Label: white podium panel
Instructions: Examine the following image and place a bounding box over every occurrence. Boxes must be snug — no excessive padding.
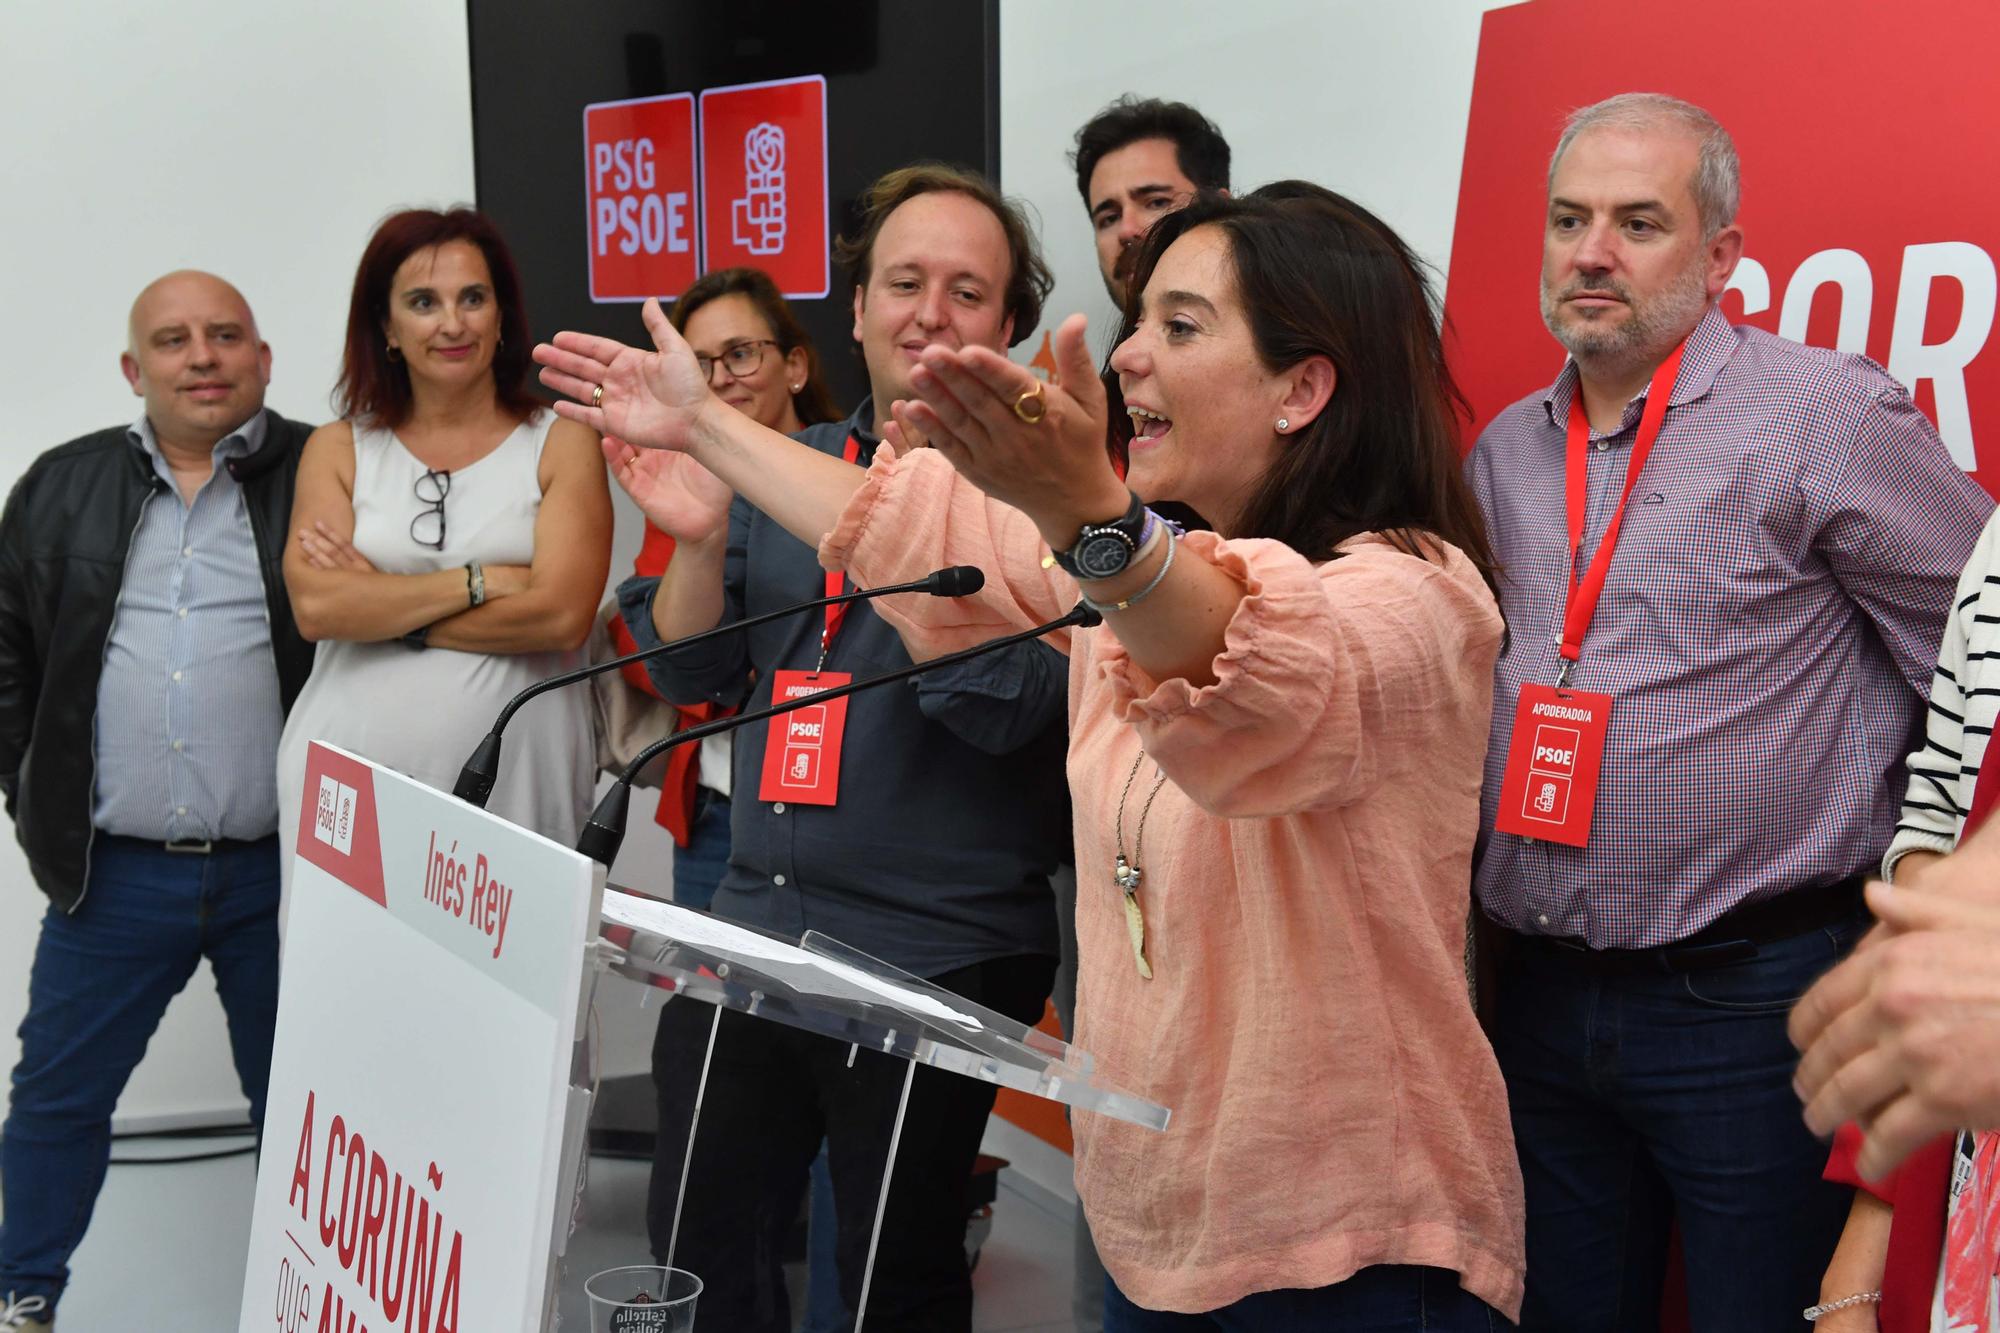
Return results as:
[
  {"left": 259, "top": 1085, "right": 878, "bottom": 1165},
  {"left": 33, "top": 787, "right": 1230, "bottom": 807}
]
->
[{"left": 240, "top": 743, "right": 599, "bottom": 1333}]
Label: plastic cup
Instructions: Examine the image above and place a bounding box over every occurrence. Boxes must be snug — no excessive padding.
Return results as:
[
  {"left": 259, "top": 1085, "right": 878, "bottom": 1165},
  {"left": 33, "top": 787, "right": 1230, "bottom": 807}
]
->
[{"left": 583, "top": 1265, "right": 702, "bottom": 1331}]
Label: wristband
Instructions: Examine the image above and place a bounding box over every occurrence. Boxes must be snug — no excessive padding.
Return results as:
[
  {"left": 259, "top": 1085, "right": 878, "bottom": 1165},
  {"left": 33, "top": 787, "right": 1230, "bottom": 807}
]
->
[
  {"left": 400, "top": 624, "right": 430, "bottom": 650},
  {"left": 466, "top": 561, "right": 486, "bottom": 608},
  {"left": 1803, "top": 1292, "right": 1881, "bottom": 1322},
  {"left": 1079, "top": 528, "right": 1177, "bottom": 615}
]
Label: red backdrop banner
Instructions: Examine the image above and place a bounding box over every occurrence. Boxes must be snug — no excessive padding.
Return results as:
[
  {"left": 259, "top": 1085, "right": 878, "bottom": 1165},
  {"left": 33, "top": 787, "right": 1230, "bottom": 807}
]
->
[{"left": 1443, "top": 0, "right": 1999, "bottom": 493}]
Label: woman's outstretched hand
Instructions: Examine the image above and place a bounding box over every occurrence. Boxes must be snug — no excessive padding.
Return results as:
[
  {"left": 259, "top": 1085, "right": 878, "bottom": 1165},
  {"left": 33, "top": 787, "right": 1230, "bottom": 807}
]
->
[
  {"left": 886, "top": 312, "right": 1129, "bottom": 546},
  {"left": 534, "top": 298, "right": 716, "bottom": 455}
]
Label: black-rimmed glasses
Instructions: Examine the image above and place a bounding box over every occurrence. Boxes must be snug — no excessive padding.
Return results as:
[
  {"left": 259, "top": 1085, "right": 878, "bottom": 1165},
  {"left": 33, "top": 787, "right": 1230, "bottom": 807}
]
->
[
  {"left": 411, "top": 468, "right": 450, "bottom": 549},
  {"left": 695, "top": 339, "right": 780, "bottom": 383}
]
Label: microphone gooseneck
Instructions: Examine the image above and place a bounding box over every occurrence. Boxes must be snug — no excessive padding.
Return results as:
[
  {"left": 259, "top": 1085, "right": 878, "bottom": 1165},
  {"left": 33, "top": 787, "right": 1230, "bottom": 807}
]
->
[
  {"left": 575, "top": 600, "right": 1098, "bottom": 867},
  {"left": 451, "top": 565, "right": 983, "bottom": 807}
]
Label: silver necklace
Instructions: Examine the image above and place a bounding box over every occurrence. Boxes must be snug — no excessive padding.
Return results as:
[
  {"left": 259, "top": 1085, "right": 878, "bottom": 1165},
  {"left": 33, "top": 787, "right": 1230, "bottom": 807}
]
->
[{"left": 1113, "top": 750, "right": 1169, "bottom": 979}]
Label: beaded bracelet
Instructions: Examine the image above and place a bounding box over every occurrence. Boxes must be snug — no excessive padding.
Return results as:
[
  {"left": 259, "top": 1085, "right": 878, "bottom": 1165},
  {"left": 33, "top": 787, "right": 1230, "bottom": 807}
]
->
[{"left": 1803, "top": 1291, "right": 1881, "bottom": 1321}]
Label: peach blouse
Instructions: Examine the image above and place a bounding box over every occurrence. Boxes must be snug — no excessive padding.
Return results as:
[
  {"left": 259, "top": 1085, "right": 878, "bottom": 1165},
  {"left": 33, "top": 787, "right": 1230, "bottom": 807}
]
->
[{"left": 819, "top": 446, "right": 1524, "bottom": 1318}]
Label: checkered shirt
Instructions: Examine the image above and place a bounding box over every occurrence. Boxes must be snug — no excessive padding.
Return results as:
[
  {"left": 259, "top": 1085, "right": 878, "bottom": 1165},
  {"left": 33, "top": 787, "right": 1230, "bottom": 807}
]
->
[{"left": 1466, "top": 306, "right": 1993, "bottom": 948}]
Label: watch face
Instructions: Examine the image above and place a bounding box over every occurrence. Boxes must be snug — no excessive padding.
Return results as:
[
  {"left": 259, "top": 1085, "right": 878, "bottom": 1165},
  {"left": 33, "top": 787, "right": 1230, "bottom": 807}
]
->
[{"left": 1076, "top": 531, "right": 1135, "bottom": 580}]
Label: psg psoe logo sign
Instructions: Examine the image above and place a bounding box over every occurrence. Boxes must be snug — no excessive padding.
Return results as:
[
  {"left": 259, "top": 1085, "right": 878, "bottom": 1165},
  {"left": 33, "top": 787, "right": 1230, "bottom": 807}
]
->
[
  {"left": 580, "top": 75, "right": 829, "bottom": 303},
  {"left": 581, "top": 92, "right": 699, "bottom": 302}
]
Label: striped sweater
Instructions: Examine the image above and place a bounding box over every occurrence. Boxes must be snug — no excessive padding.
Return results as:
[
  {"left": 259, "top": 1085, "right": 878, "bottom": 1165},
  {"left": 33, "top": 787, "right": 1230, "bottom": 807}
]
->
[{"left": 1887, "top": 507, "right": 2000, "bottom": 878}]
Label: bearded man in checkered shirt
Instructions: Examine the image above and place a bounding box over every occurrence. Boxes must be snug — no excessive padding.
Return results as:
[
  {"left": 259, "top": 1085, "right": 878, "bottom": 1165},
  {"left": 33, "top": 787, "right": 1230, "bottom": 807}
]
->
[{"left": 1465, "top": 92, "right": 1993, "bottom": 1330}]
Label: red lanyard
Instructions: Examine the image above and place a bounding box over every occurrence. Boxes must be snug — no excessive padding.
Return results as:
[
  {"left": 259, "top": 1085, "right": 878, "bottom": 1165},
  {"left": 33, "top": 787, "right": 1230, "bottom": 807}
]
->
[
  {"left": 816, "top": 433, "right": 865, "bottom": 668},
  {"left": 1557, "top": 339, "right": 1689, "bottom": 674}
]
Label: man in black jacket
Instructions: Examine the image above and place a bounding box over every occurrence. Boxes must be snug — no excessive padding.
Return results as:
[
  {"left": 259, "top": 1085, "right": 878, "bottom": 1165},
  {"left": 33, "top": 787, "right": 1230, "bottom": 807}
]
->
[{"left": 0, "top": 271, "right": 315, "bottom": 1330}]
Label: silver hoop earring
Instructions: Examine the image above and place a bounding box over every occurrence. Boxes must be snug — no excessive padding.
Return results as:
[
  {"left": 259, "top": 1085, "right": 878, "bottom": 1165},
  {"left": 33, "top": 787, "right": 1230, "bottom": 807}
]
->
[{"left": 1276, "top": 418, "right": 1289, "bottom": 432}]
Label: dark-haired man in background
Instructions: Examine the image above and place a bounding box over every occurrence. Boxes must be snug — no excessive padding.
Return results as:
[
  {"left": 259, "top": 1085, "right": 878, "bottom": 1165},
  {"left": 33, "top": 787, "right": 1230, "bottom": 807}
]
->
[{"left": 1070, "top": 95, "right": 1232, "bottom": 307}]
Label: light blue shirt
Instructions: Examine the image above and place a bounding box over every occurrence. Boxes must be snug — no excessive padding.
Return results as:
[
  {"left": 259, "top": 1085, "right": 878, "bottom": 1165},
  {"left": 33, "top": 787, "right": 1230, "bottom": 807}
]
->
[{"left": 92, "top": 411, "right": 286, "bottom": 841}]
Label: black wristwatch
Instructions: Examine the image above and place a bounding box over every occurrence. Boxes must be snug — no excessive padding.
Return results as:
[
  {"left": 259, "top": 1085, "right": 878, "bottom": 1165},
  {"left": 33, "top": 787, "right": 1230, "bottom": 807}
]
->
[
  {"left": 1050, "top": 491, "right": 1149, "bottom": 579},
  {"left": 400, "top": 624, "right": 431, "bottom": 650}
]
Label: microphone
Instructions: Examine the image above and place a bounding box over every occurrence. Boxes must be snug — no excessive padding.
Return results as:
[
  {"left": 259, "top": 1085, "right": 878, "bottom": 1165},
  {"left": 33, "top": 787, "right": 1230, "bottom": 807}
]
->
[
  {"left": 452, "top": 565, "right": 985, "bottom": 806},
  {"left": 576, "top": 600, "right": 1102, "bottom": 866}
]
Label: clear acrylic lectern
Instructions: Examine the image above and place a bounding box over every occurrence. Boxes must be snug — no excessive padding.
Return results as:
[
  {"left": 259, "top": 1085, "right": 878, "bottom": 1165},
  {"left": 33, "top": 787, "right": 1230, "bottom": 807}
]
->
[{"left": 593, "top": 887, "right": 1170, "bottom": 1330}]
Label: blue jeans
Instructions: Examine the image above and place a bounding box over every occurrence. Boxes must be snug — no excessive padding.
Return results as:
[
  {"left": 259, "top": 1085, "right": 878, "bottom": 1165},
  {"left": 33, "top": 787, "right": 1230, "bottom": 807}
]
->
[
  {"left": 1490, "top": 915, "right": 1864, "bottom": 1331},
  {"left": 1104, "top": 1265, "right": 1502, "bottom": 1331},
  {"left": 672, "top": 789, "right": 730, "bottom": 912},
  {"left": 0, "top": 835, "right": 281, "bottom": 1311}
]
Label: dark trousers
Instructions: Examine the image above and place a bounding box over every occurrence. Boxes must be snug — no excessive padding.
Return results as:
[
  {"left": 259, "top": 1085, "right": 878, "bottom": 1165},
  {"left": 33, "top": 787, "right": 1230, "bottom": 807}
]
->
[
  {"left": 1104, "top": 1264, "right": 1503, "bottom": 1331},
  {"left": 1490, "top": 915, "right": 1864, "bottom": 1331},
  {"left": 648, "top": 952, "right": 1055, "bottom": 1333},
  {"left": 0, "top": 835, "right": 281, "bottom": 1311}
]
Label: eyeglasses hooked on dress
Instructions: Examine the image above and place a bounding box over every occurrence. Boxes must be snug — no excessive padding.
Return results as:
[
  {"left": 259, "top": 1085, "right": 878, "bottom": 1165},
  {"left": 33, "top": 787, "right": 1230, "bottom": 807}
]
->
[
  {"left": 696, "top": 339, "right": 779, "bottom": 383},
  {"left": 411, "top": 467, "right": 450, "bottom": 549}
]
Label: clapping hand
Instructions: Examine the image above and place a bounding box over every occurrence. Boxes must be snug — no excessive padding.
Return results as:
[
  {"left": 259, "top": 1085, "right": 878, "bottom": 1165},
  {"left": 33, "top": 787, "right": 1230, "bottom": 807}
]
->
[{"left": 602, "top": 439, "right": 734, "bottom": 546}]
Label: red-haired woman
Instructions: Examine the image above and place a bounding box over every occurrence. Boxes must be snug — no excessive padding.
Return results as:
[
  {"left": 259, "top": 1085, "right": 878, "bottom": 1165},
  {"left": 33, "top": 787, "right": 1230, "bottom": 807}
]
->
[{"left": 275, "top": 207, "right": 610, "bottom": 903}]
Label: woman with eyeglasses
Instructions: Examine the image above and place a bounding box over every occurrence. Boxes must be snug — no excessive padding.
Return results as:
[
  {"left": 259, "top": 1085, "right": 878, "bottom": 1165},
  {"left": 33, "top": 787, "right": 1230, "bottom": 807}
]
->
[
  {"left": 274, "top": 207, "right": 611, "bottom": 910},
  {"left": 605, "top": 267, "right": 841, "bottom": 913},
  {"left": 599, "top": 266, "right": 852, "bottom": 1333}
]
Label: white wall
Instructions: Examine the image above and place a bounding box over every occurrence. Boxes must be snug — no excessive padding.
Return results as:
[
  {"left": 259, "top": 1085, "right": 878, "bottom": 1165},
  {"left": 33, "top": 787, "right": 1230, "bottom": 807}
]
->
[
  {"left": 1001, "top": 0, "right": 1525, "bottom": 361},
  {"left": 0, "top": 0, "right": 478, "bottom": 1129}
]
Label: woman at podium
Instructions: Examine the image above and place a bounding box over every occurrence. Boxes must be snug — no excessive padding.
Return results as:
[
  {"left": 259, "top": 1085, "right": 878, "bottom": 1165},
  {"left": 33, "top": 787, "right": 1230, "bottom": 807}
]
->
[
  {"left": 536, "top": 186, "right": 1524, "bottom": 1327},
  {"left": 275, "top": 208, "right": 611, "bottom": 911}
]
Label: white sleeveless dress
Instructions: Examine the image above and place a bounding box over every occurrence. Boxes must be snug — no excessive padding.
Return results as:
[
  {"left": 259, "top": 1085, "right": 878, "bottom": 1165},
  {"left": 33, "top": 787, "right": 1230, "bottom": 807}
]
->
[{"left": 276, "top": 411, "right": 596, "bottom": 903}]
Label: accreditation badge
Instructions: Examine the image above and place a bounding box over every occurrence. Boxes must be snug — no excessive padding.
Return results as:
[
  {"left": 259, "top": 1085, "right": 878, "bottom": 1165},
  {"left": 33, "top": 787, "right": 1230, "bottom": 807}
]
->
[
  {"left": 756, "top": 669, "right": 851, "bottom": 806},
  {"left": 1493, "top": 683, "right": 1613, "bottom": 847}
]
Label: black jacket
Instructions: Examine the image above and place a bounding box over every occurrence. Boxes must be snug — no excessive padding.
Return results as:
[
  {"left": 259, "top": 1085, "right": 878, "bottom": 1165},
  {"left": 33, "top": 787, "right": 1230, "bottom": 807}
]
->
[{"left": 0, "top": 410, "right": 317, "bottom": 911}]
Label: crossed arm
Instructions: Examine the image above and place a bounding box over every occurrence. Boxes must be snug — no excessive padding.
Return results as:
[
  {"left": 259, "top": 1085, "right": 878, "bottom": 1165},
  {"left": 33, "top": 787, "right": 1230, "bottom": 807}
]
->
[{"left": 282, "top": 417, "right": 612, "bottom": 653}]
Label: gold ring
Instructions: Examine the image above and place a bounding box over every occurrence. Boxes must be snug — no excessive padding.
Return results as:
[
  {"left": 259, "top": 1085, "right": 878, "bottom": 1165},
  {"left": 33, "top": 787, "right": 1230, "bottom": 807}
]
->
[
  {"left": 592, "top": 384, "right": 605, "bottom": 409},
  {"left": 1012, "top": 380, "right": 1048, "bottom": 424}
]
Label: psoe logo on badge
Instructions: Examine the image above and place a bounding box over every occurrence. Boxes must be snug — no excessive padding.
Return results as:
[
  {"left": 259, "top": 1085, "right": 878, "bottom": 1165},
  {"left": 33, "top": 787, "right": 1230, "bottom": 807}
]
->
[
  {"left": 582, "top": 92, "right": 699, "bottom": 303},
  {"left": 313, "top": 774, "right": 358, "bottom": 855},
  {"left": 779, "top": 704, "right": 827, "bottom": 789},
  {"left": 1528, "top": 724, "right": 1580, "bottom": 778},
  {"left": 700, "top": 74, "right": 829, "bottom": 298},
  {"left": 1523, "top": 772, "right": 1572, "bottom": 825}
]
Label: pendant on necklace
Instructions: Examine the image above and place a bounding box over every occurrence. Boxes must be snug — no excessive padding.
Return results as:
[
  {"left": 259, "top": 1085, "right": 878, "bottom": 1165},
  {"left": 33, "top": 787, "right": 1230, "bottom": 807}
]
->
[{"left": 1113, "top": 856, "right": 1153, "bottom": 979}]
